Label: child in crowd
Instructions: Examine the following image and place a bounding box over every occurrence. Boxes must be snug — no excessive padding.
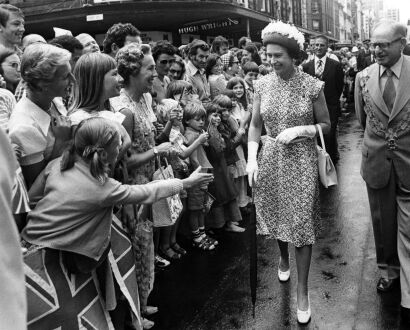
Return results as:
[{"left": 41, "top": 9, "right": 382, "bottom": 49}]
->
[
  {"left": 68, "top": 52, "right": 131, "bottom": 159},
  {"left": 213, "top": 94, "right": 250, "bottom": 208},
  {"left": 242, "top": 61, "right": 259, "bottom": 110},
  {"left": 183, "top": 101, "right": 217, "bottom": 250},
  {"left": 204, "top": 103, "right": 244, "bottom": 233},
  {"left": 22, "top": 117, "right": 213, "bottom": 328},
  {"left": 154, "top": 98, "right": 209, "bottom": 258}
]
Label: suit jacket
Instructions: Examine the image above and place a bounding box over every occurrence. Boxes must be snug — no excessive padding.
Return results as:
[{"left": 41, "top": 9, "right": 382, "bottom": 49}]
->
[
  {"left": 302, "top": 57, "right": 344, "bottom": 121},
  {"left": 355, "top": 55, "right": 410, "bottom": 189}
]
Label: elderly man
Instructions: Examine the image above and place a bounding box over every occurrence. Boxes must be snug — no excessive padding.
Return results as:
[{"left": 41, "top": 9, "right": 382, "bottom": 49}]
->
[{"left": 355, "top": 21, "right": 410, "bottom": 324}]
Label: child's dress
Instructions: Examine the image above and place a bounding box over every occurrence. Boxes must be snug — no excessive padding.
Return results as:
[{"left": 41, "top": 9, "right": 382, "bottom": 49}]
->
[
  {"left": 224, "top": 108, "right": 250, "bottom": 208},
  {"left": 205, "top": 124, "right": 241, "bottom": 228}
]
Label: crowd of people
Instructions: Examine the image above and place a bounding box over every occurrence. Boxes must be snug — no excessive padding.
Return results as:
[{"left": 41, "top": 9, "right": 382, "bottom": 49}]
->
[{"left": 1, "top": 2, "right": 410, "bottom": 329}]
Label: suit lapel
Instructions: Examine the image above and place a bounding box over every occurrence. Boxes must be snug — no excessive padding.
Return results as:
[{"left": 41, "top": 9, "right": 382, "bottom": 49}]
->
[
  {"left": 307, "top": 60, "right": 315, "bottom": 76},
  {"left": 389, "top": 57, "right": 410, "bottom": 122},
  {"left": 322, "top": 59, "right": 330, "bottom": 79},
  {"left": 367, "top": 65, "right": 390, "bottom": 117}
]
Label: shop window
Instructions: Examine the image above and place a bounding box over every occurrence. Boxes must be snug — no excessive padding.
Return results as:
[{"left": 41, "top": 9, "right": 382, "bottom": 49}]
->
[{"left": 312, "top": 0, "right": 319, "bottom": 14}]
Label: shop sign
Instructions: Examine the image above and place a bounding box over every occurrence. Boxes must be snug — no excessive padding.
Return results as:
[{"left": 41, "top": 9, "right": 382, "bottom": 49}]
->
[{"left": 178, "top": 18, "right": 240, "bottom": 34}]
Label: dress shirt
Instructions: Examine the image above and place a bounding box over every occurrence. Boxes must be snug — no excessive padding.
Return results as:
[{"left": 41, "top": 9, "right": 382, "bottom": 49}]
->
[
  {"left": 185, "top": 60, "right": 210, "bottom": 102},
  {"left": 379, "top": 54, "right": 403, "bottom": 93}
]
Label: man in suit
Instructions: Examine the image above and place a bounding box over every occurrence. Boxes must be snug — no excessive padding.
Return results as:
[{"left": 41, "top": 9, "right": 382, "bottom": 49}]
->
[
  {"left": 357, "top": 39, "right": 372, "bottom": 71},
  {"left": 355, "top": 21, "right": 410, "bottom": 324},
  {"left": 303, "top": 35, "right": 344, "bottom": 163}
]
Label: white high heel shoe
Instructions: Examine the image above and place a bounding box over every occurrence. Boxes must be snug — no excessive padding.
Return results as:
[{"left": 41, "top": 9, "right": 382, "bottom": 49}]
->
[
  {"left": 297, "top": 296, "right": 311, "bottom": 324},
  {"left": 277, "top": 256, "right": 290, "bottom": 282}
]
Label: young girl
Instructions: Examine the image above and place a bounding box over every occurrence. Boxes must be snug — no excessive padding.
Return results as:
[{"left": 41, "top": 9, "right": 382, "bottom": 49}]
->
[
  {"left": 154, "top": 97, "right": 209, "bottom": 259},
  {"left": 69, "top": 52, "right": 131, "bottom": 160},
  {"left": 21, "top": 117, "right": 213, "bottom": 327},
  {"left": 204, "top": 103, "right": 244, "bottom": 233},
  {"left": 183, "top": 101, "right": 217, "bottom": 250},
  {"left": 215, "top": 91, "right": 251, "bottom": 210}
]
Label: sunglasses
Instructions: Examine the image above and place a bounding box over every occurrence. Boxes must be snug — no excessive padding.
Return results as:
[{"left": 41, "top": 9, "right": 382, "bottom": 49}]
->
[
  {"left": 159, "top": 59, "right": 175, "bottom": 65},
  {"left": 370, "top": 37, "right": 402, "bottom": 50}
]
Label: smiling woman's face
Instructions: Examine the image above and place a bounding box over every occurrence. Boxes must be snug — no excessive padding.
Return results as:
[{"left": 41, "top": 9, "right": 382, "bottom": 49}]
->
[
  {"left": 131, "top": 54, "right": 157, "bottom": 92},
  {"left": 266, "top": 43, "right": 293, "bottom": 77}
]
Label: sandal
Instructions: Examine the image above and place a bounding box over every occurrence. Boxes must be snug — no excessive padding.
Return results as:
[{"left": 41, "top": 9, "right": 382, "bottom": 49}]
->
[
  {"left": 204, "top": 234, "right": 219, "bottom": 246},
  {"left": 171, "top": 243, "right": 187, "bottom": 256},
  {"left": 159, "top": 247, "right": 181, "bottom": 260},
  {"left": 192, "top": 236, "right": 215, "bottom": 250}
]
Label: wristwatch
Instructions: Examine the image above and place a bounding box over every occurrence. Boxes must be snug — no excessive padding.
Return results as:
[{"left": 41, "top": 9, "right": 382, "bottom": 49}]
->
[{"left": 153, "top": 147, "right": 159, "bottom": 156}]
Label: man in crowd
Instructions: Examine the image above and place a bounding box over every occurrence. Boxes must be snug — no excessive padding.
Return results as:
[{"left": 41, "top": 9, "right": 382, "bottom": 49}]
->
[
  {"left": 303, "top": 34, "right": 344, "bottom": 163},
  {"left": 185, "top": 39, "right": 211, "bottom": 103},
  {"left": 152, "top": 40, "right": 177, "bottom": 103},
  {"left": 76, "top": 33, "right": 101, "bottom": 54},
  {"left": 211, "top": 35, "right": 229, "bottom": 56},
  {"left": 21, "top": 33, "right": 46, "bottom": 51},
  {"left": 0, "top": 4, "right": 24, "bottom": 51},
  {"left": 49, "top": 35, "right": 84, "bottom": 69},
  {"left": 355, "top": 21, "right": 410, "bottom": 325},
  {"left": 103, "top": 22, "right": 141, "bottom": 58},
  {"left": 357, "top": 39, "right": 374, "bottom": 71}
]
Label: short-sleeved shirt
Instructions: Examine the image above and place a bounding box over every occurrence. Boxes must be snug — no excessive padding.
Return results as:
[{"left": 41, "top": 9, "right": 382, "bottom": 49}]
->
[
  {"left": 0, "top": 88, "right": 16, "bottom": 132},
  {"left": 69, "top": 109, "right": 125, "bottom": 126},
  {"left": 8, "top": 96, "right": 66, "bottom": 166}
]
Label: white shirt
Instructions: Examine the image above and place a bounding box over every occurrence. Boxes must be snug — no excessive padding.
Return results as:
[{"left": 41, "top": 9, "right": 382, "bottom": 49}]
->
[{"left": 379, "top": 54, "right": 403, "bottom": 93}]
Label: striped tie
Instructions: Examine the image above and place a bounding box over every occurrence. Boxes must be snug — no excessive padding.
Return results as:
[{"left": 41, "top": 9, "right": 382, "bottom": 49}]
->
[{"left": 316, "top": 59, "right": 324, "bottom": 78}]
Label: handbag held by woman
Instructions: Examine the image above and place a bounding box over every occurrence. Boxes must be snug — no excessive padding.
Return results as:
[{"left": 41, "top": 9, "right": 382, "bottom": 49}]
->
[
  {"left": 316, "top": 124, "right": 338, "bottom": 188},
  {"left": 152, "top": 156, "right": 183, "bottom": 227}
]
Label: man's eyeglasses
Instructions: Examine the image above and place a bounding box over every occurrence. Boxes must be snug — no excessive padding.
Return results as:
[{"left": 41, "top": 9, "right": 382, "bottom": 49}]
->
[
  {"left": 371, "top": 37, "right": 403, "bottom": 50},
  {"left": 159, "top": 59, "right": 175, "bottom": 65}
]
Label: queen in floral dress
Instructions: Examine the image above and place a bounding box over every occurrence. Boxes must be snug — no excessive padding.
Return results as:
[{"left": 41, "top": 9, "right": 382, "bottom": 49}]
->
[{"left": 246, "top": 22, "right": 330, "bottom": 324}]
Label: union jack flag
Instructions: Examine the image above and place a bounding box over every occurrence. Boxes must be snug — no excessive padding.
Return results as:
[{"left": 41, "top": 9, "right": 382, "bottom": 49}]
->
[{"left": 24, "top": 216, "right": 142, "bottom": 330}]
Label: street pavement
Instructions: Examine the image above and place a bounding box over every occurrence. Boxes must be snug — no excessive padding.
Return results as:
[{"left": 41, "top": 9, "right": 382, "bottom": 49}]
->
[{"left": 148, "top": 113, "right": 403, "bottom": 330}]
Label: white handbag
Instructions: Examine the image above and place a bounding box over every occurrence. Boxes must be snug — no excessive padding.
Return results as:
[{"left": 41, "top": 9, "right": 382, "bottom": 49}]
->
[{"left": 316, "top": 124, "right": 338, "bottom": 188}]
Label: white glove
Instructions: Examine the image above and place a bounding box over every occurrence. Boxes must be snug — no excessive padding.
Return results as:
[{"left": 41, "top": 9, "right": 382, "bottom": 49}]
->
[
  {"left": 246, "top": 141, "right": 259, "bottom": 187},
  {"left": 275, "top": 125, "right": 317, "bottom": 145}
]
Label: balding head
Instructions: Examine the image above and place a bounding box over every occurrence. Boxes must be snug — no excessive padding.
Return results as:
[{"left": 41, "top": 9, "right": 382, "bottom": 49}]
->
[
  {"left": 371, "top": 20, "right": 407, "bottom": 68},
  {"left": 22, "top": 34, "right": 46, "bottom": 51}
]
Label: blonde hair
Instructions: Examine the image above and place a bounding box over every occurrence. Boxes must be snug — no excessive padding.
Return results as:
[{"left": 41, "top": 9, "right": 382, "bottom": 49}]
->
[
  {"left": 61, "top": 117, "right": 119, "bottom": 184},
  {"left": 71, "top": 52, "right": 116, "bottom": 112},
  {"left": 21, "top": 43, "right": 71, "bottom": 91}
]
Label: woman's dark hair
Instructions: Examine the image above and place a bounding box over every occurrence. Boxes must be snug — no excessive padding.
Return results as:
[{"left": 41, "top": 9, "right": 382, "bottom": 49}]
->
[
  {"left": 205, "top": 53, "right": 221, "bottom": 78},
  {"left": 0, "top": 47, "right": 18, "bottom": 92},
  {"left": 245, "top": 43, "right": 262, "bottom": 66},
  {"left": 61, "top": 117, "right": 119, "bottom": 184},
  {"left": 226, "top": 77, "right": 247, "bottom": 109}
]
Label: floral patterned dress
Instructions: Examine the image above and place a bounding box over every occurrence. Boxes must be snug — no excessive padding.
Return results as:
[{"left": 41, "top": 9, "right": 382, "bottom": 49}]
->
[
  {"left": 254, "top": 69, "right": 323, "bottom": 247},
  {"left": 111, "top": 90, "right": 157, "bottom": 310}
]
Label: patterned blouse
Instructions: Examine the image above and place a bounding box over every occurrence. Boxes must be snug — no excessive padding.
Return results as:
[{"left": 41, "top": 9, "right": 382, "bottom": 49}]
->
[{"left": 111, "top": 90, "right": 157, "bottom": 184}]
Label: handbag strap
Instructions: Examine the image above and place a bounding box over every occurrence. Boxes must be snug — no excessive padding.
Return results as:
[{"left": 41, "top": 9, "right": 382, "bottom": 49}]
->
[
  {"left": 155, "top": 155, "right": 169, "bottom": 180},
  {"left": 316, "top": 124, "right": 326, "bottom": 152}
]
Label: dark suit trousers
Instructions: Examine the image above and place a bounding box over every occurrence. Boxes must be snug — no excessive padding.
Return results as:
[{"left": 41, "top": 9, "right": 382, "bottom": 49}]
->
[
  {"left": 366, "top": 165, "right": 401, "bottom": 282},
  {"left": 323, "top": 118, "right": 339, "bottom": 163}
]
